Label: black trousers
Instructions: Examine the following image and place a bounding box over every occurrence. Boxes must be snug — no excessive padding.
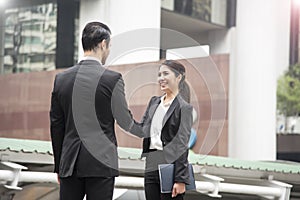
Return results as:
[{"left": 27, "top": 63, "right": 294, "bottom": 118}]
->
[
  {"left": 145, "top": 181, "right": 185, "bottom": 200},
  {"left": 59, "top": 173, "right": 115, "bottom": 200},
  {"left": 144, "top": 150, "right": 184, "bottom": 200}
]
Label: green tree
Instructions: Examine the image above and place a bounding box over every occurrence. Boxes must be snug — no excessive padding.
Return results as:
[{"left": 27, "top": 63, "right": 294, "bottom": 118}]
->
[{"left": 277, "top": 63, "right": 300, "bottom": 132}]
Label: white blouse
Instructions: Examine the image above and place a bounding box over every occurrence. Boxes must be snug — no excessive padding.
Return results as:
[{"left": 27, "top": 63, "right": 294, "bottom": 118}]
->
[{"left": 149, "top": 96, "right": 174, "bottom": 150}]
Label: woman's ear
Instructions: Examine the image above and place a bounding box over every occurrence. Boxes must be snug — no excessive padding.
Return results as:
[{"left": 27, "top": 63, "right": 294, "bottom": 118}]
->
[{"left": 177, "top": 74, "right": 182, "bottom": 82}]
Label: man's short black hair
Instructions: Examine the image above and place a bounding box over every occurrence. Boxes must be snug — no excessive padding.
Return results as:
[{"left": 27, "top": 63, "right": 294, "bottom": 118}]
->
[{"left": 81, "top": 22, "right": 111, "bottom": 52}]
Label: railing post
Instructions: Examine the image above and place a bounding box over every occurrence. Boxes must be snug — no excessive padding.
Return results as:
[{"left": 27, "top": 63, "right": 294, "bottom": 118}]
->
[{"left": 1, "top": 161, "right": 27, "bottom": 190}]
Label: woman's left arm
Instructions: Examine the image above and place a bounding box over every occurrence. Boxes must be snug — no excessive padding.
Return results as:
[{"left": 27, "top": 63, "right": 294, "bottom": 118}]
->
[{"left": 173, "top": 104, "right": 193, "bottom": 186}]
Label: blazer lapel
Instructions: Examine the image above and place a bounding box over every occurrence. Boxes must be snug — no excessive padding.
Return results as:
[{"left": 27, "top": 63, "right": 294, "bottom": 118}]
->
[
  {"left": 143, "top": 97, "right": 161, "bottom": 138},
  {"left": 148, "top": 97, "right": 161, "bottom": 119},
  {"left": 162, "top": 97, "right": 179, "bottom": 128}
]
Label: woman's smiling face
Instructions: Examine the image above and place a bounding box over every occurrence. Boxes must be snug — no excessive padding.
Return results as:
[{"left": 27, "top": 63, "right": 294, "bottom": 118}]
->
[{"left": 158, "top": 65, "right": 181, "bottom": 94}]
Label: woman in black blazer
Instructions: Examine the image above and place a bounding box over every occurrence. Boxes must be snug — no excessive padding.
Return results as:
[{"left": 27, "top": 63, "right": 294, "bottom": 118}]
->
[{"left": 140, "top": 60, "right": 193, "bottom": 200}]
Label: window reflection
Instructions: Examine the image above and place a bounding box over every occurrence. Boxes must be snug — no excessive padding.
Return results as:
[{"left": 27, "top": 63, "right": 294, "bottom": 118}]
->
[
  {"left": 3, "top": 3, "right": 57, "bottom": 73},
  {"left": 167, "top": 0, "right": 227, "bottom": 26}
]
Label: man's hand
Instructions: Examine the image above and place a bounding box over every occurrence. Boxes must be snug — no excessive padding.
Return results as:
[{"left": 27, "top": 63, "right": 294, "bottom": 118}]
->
[{"left": 172, "top": 182, "right": 185, "bottom": 197}]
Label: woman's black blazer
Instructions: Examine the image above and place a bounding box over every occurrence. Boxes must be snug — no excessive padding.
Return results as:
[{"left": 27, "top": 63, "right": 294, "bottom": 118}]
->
[{"left": 141, "top": 95, "right": 193, "bottom": 184}]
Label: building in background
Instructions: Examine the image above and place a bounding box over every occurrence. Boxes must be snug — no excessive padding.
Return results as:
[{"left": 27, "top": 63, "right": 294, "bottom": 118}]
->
[
  {"left": 0, "top": 0, "right": 79, "bottom": 73},
  {"left": 0, "top": 0, "right": 297, "bottom": 161},
  {"left": 0, "top": 0, "right": 300, "bottom": 199},
  {"left": 3, "top": 3, "right": 57, "bottom": 73}
]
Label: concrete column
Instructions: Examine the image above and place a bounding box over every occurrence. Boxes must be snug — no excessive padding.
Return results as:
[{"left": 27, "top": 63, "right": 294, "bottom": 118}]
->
[
  {"left": 0, "top": 7, "right": 5, "bottom": 74},
  {"left": 228, "top": 0, "right": 290, "bottom": 160},
  {"left": 56, "top": 0, "right": 78, "bottom": 68}
]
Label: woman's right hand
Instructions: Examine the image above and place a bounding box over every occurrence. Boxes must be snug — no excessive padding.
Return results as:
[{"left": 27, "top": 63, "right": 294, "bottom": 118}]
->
[
  {"left": 57, "top": 174, "right": 60, "bottom": 184},
  {"left": 172, "top": 182, "right": 185, "bottom": 197}
]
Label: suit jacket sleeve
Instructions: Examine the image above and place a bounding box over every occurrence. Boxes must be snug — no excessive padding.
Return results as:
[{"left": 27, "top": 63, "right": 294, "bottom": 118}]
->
[
  {"left": 173, "top": 104, "right": 193, "bottom": 184},
  {"left": 111, "top": 75, "right": 144, "bottom": 138},
  {"left": 50, "top": 75, "right": 65, "bottom": 173}
]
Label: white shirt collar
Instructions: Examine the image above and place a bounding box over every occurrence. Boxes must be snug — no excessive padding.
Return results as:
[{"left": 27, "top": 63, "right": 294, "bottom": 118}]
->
[
  {"left": 161, "top": 95, "right": 175, "bottom": 107},
  {"left": 79, "top": 56, "right": 102, "bottom": 65}
]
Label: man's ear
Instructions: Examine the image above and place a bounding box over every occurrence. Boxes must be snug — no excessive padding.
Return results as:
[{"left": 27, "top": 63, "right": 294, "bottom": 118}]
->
[{"left": 101, "top": 40, "right": 107, "bottom": 49}]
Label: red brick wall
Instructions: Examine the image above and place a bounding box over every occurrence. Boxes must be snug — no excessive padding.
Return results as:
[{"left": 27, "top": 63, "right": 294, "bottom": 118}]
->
[{"left": 0, "top": 55, "right": 229, "bottom": 156}]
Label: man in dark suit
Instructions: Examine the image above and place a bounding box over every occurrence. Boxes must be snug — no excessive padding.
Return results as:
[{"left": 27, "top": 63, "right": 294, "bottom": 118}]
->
[{"left": 50, "top": 21, "right": 143, "bottom": 200}]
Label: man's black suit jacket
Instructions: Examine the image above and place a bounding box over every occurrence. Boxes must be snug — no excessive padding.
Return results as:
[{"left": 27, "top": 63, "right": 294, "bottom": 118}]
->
[{"left": 50, "top": 59, "right": 142, "bottom": 178}]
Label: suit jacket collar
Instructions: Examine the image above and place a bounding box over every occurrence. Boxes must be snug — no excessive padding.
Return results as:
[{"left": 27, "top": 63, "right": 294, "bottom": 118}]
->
[
  {"left": 79, "top": 56, "right": 102, "bottom": 65},
  {"left": 162, "top": 96, "right": 179, "bottom": 128},
  {"left": 148, "top": 95, "right": 181, "bottom": 128},
  {"left": 78, "top": 59, "right": 103, "bottom": 68},
  {"left": 147, "top": 96, "right": 161, "bottom": 121}
]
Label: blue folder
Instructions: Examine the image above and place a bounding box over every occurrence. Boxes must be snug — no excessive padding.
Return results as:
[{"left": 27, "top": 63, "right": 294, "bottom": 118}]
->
[{"left": 158, "top": 163, "right": 196, "bottom": 193}]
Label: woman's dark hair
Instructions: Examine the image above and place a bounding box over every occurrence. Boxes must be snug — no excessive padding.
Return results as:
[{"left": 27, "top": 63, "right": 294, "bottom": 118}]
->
[
  {"left": 82, "top": 22, "right": 111, "bottom": 52},
  {"left": 161, "top": 60, "right": 191, "bottom": 103}
]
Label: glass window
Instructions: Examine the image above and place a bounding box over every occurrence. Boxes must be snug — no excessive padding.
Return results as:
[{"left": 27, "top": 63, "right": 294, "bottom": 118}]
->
[
  {"left": 3, "top": 3, "right": 57, "bottom": 73},
  {"left": 168, "top": 0, "right": 227, "bottom": 26}
]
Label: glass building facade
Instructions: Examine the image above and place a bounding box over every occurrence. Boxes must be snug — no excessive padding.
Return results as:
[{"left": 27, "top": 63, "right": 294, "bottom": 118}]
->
[
  {"left": 0, "top": 0, "right": 79, "bottom": 74},
  {"left": 162, "top": 0, "right": 232, "bottom": 27},
  {"left": 4, "top": 3, "right": 57, "bottom": 73}
]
